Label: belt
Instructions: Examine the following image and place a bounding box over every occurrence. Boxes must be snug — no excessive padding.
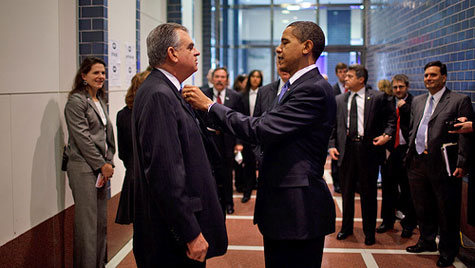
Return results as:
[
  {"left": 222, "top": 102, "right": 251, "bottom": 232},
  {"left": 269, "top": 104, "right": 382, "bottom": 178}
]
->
[{"left": 348, "top": 135, "right": 364, "bottom": 142}]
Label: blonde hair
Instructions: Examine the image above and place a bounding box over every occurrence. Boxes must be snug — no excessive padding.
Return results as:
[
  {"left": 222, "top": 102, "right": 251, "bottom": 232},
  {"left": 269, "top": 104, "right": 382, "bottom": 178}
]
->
[
  {"left": 377, "top": 79, "right": 392, "bottom": 95},
  {"left": 125, "top": 70, "right": 151, "bottom": 108}
]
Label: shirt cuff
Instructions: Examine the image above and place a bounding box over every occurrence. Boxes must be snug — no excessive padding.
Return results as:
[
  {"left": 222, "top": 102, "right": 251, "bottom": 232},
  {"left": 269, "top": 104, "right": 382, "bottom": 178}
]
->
[{"left": 208, "top": 102, "right": 216, "bottom": 113}]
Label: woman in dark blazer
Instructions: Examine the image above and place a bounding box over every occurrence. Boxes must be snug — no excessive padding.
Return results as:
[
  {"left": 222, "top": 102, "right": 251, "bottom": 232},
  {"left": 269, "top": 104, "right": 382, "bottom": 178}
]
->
[
  {"left": 115, "top": 70, "right": 150, "bottom": 224},
  {"left": 64, "top": 57, "right": 115, "bottom": 268}
]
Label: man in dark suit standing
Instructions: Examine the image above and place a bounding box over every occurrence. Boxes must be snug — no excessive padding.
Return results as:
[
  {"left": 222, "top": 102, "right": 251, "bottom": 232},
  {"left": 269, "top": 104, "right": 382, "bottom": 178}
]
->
[
  {"left": 131, "top": 23, "right": 227, "bottom": 267},
  {"left": 329, "top": 64, "right": 396, "bottom": 246},
  {"left": 405, "top": 61, "right": 473, "bottom": 267},
  {"left": 184, "top": 21, "right": 336, "bottom": 268},
  {"left": 376, "top": 74, "right": 417, "bottom": 238},
  {"left": 202, "top": 67, "right": 244, "bottom": 215},
  {"left": 254, "top": 65, "right": 290, "bottom": 117},
  {"left": 330, "top": 62, "right": 348, "bottom": 194}
]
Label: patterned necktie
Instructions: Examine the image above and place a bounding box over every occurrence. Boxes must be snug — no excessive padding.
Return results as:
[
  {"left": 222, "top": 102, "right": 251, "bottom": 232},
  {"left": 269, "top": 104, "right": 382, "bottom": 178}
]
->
[
  {"left": 415, "top": 96, "right": 434, "bottom": 154},
  {"left": 217, "top": 91, "right": 222, "bottom": 104},
  {"left": 278, "top": 81, "right": 290, "bottom": 103},
  {"left": 394, "top": 107, "right": 400, "bottom": 148},
  {"left": 349, "top": 93, "right": 358, "bottom": 138}
]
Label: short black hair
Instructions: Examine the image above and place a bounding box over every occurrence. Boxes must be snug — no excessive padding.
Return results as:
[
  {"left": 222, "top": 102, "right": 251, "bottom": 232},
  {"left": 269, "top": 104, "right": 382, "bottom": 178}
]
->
[
  {"left": 335, "top": 62, "right": 348, "bottom": 73},
  {"left": 424, "top": 61, "right": 447, "bottom": 76},
  {"left": 348, "top": 64, "right": 368, "bottom": 85},
  {"left": 287, "top": 21, "right": 325, "bottom": 60}
]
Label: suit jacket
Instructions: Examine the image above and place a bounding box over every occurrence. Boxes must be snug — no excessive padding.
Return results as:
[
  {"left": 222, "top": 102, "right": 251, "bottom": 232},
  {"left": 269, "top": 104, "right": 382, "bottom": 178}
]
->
[
  {"left": 406, "top": 88, "right": 473, "bottom": 176},
  {"left": 254, "top": 80, "right": 279, "bottom": 117},
  {"left": 131, "top": 69, "right": 227, "bottom": 266},
  {"left": 64, "top": 91, "right": 115, "bottom": 171},
  {"left": 209, "top": 67, "right": 336, "bottom": 240},
  {"left": 329, "top": 89, "right": 397, "bottom": 167},
  {"left": 203, "top": 87, "right": 244, "bottom": 158},
  {"left": 391, "top": 93, "right": 413, "bottom": 148},
  {"left": 333, "top": 83, "right": 343, "bottom": 96}
]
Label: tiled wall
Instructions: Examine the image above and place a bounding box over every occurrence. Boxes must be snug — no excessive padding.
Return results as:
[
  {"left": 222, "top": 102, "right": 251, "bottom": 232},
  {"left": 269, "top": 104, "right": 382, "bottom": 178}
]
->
[
  {"left": 167, "top": 0, "right": 182, "bottom": 24},
  {"left": 366, "top": 0, "right": 475, "bottom": 105},
  {"left": 78, "top": 0, "right": 108, "bottom": 63}
]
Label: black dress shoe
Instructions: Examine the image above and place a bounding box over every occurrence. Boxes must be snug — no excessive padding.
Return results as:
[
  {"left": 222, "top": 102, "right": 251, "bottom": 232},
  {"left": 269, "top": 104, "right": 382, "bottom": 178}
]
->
[
  {"left": 336, "top": 231, "right": 353, "bottom": 240},
  {"left": 376, "top": 223, "right": 394, "bottom": 233},
  {"left": 226, "top": 205, "right": 234, "bottom": 214},
  {"left": 364, "top": 236, "right": 375, "bottom": 246},
  {"left": 241, "top": 196, "right": 250, "bottom": 203},
  {"left": 401, "top": 228, "right": 413, "bottom": 238},
  {"left": 406, "top": 242, "right": 437, "bottom": 253},
  {"left": 334, "top": 185, "right": 341, "bottom": 193},
  {"left": 436, "top": 256, "right": 454, "bottom": 267}
]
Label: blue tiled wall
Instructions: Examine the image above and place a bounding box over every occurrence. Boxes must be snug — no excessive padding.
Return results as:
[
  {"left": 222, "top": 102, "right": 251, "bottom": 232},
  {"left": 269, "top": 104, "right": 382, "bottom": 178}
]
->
[
  {"left": 78, "top": 0, "right": 108, "bottom": 64},
  {"left": 366, "top": 0, "right": 475, "bottom": 105},
  {"left": 167, "top": 0, "right": 182, "bottom": 24}
]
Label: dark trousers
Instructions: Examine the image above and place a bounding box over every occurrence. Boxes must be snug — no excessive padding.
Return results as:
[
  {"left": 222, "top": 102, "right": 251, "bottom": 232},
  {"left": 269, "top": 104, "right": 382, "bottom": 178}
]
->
[
  {"left": 331, "top": 158, "right": 340, "bottom": 189},
  {"left": 380, "top": 145, "right": 417, "bottom": 229},
  {"left": 340, "top": 140, "right": 379, "bottom": 237},
  {"left": 214, "top": 157, "right": 235, "bottom": 210},
  {"left": 263, "top": 236, "right": 325, "bottom": 268},
  {"left": 242, "top": 145, "right": 257, "bottom": 197},
  {"left": 407, "top": 154, "right": 462, "bottom": 259}
]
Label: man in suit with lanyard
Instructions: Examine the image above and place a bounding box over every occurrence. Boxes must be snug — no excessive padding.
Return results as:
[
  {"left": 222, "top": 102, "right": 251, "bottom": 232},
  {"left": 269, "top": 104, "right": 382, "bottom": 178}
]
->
[
  {"left": 131, "top": 23, "right": 227, "bottom": 267},
  {"left": 376, "top": 74, "right": 417, "bottom": 238},
  {"left": 331, "top": 62, "right": 348, "bottom": 193},
  {"left": 405, "top": 61, "right": 473, "bottom": 267},
  {"left": 202, "top": 67, "right": 244, "bottom": 215},
  {"left": 329, "top": 64, "right": 396, "bottom": 246},
  {"left": 183, "top": 21, "right": 336, "bottom": 268}
]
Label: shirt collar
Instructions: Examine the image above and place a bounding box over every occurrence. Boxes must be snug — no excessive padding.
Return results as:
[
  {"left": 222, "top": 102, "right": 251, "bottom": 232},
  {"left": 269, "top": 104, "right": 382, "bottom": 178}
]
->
[
  {"left": 350, "top": 87, "right": 366, "bottom": 98},
  {"left": 157, "top": 67, "right": 181, "bottom": 91},
  {"left": 429, "top": 86, "right": 446, "bottom": 104},
  {"left": 288, "top": 64, "right": 317, "bottom": 85}
]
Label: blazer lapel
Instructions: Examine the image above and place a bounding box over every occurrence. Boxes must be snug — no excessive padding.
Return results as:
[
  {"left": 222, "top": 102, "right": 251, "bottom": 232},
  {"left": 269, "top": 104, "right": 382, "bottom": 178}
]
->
[
  {"left": 363, "top": 89, "right": 373, "bottom": 131},
  {"left": 343, "top": 92, "right": 350, "bottom": 130},
  {"left": 429, "top": 89, "right": 450, "bottom": 123},
  {"left": 278, "top": 68, "right": 320, "bottom": 104},
  {"left": 414, "top": 93, "right": 428, "bottom": 128}
]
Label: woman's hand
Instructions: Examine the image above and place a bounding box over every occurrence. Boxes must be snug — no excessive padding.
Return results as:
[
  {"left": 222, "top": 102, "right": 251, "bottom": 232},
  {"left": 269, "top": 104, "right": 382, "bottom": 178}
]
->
[{"left": 101, "top": 163, "right": 114, "bottom": 179}]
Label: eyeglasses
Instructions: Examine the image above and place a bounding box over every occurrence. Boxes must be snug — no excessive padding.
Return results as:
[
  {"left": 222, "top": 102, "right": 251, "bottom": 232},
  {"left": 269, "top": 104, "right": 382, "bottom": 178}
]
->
[{"left": 392, "top": 85, "right": 406, "bottom": 89}]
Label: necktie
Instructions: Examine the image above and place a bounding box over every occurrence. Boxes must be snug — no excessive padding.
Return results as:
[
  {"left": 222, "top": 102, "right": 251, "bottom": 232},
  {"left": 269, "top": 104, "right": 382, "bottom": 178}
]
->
[
  {"left": 349, "top": 93, "right": 358, "bottom": 138},
  {"left": 278, "top": 81, "right": 290, "bottom": 103},
  {"left": 217, "top": 91, "right": 222, "bottom": 104},
  {"left": 394, "top": 107, "right": 400, "bottom": 148},
  {"left": 415, "top": 96, "right": 434, "bottom": 154}
]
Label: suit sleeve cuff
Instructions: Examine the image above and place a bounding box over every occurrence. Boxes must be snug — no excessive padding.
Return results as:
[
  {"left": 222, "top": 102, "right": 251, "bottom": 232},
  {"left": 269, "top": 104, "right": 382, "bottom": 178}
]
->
[{"left": 208, "top": 102, "right": 216, "bottom": 113}]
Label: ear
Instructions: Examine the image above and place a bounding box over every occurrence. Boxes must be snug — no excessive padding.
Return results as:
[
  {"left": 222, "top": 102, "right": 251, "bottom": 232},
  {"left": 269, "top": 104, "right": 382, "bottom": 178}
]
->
[
  {"left": 441, "top": 74, "right": 447, "bottom": 84},
  {"left": 302, "top": 40, "right": 314, "bottom": 56},
  {"left": 81, "top": 73, "right": 87, "bottom": 80},
  {"left": 167, "top": 47, "right": 178, "bottom": 63}
]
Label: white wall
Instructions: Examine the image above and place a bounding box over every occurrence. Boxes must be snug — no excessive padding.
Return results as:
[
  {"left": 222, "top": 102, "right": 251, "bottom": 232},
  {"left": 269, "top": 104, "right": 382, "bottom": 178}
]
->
[
  {"left": 0, "top": 0, "right": 76, "bottom": 245},
  {"left": 140, "top": 0, "right": 167, "bottom": 71}
]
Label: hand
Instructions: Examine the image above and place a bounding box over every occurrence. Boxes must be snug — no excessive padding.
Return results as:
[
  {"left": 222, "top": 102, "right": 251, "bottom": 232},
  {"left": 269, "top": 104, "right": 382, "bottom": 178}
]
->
[
  {"left": 182, "top": 85, "right": 214, "bottom": 111},
  {"left": 186, "top": 233, "right": 208, "bottom": 262},
  {"left": 397, "top": 99, "right": 406, "bottom": 108},
  {"left": 101, "top": 163, "right": 114, "bottom": 178},
  {"left": 373, "top": 134, "right": 391, "bottom": 146},
  {"left": 453, "top": 167, "right": 466, "bottom": 178},
  {"left": 448, "top": 117, "right": 472, "bottom": 134},
  {"left": 234, "top": 144, "right": 243, "bottom": 153},
  {"left": 329, "top": 148, "right": 339, "bottom": 160}
]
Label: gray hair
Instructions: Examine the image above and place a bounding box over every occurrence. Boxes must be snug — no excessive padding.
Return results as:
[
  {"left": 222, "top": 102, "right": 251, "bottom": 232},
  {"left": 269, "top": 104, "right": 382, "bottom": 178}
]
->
[{"left": 147, "top": 23, "right": 188, "bottom": 67}]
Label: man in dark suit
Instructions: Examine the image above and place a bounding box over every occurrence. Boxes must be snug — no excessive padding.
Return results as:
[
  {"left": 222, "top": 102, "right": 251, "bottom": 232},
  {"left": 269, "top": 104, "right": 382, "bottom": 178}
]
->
[
  {"left": 376, "top": 74, "right": 417, "bottom": 238},
  {"left": 329, "top": 64, "right": 396, "bottom": 246},
  {"left": 330, "top": 62, "right": 348, "bottom": 194},
  {"left": 405, "top": 61, "right": 473, "bottom": 267},
  {"left": 202, "top": 67, "right": 244, "bottom": 215},
  {"left": 184, "top": 21, "right": 336, "bottom": 268},
  {"left": 131, "top": 23, "right": 227, "bottom": 267}
]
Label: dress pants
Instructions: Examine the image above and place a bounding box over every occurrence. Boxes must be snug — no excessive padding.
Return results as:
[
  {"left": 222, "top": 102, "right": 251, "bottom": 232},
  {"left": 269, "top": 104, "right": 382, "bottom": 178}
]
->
[
  {"left": 340, "top": 140, "right": 379, "bottom": 237},
  {"left": 263, "top": 236, "right": 325, "bottom": 268},
  {"left": 381, "top": 145, "right": 417, "bottom": 229},
  {"left": 242, "top": 145, "right": 257, "bottom": 198},
  {"left": 67, "top": 161, "right": 107, "bottom": 268},
  {"left": 408, "top": 154, "right": 462, "bottom": 259},
  {"left": 331, "top": 159, "right": 340, "bottom": 189}
]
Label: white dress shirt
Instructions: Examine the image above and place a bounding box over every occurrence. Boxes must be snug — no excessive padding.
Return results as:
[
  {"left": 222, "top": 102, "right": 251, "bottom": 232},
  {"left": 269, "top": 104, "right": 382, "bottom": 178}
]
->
[
  {"left": 347, "top": 88, "right": 366, "bottom": 137},
  {"left": 213, "top": 88, "right": 227, "bottom": 103},
  {"left": 415, "top": 86, "right": 446, "bottom": 149},
  {"left": 249, "top": 88, "right": 259, "bottom": 116}
]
